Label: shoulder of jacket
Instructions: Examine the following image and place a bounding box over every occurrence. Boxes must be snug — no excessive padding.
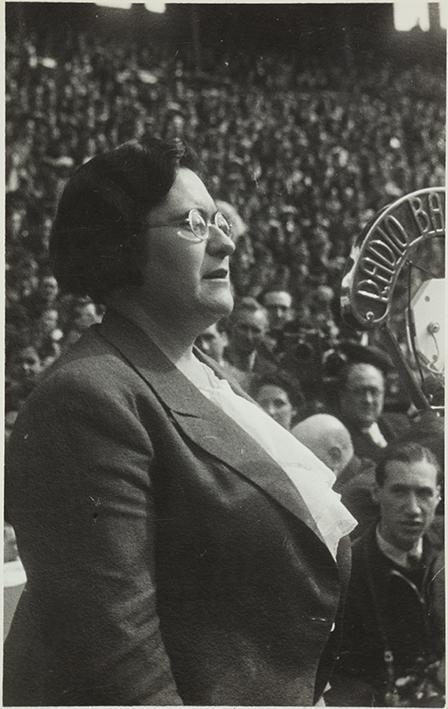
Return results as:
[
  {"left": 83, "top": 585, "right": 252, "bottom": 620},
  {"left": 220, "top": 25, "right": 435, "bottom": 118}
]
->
[
  {"left": 351, "top": 526, "right": 376, "bottom": 565},
  {"left": 23, "top": 337, "right": 156, "bottom": 416},
  {"left": 380, "top": 412, "right": 411, "bottom": 435},
  {"left": 425, "top": 517, "right": 444, "bottom": 552}
]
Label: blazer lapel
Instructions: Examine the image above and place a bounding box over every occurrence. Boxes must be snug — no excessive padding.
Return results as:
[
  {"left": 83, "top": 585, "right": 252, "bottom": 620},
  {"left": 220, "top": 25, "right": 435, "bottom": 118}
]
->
[{"left": 97, "top": 309, "right": 327, "bottom": 545}]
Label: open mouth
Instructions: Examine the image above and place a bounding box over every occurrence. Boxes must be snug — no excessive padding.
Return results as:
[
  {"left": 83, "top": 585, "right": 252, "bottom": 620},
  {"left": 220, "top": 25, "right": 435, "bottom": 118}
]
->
[{"left": 203, "top": 268, "right": 228, "bottom": 280}]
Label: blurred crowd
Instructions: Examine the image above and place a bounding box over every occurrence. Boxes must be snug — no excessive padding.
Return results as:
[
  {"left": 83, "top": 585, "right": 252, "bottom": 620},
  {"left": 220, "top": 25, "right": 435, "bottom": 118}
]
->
[
  {"left": 6, "top": 18, "right": 446, "bottom": 412},
  {"left": 6, "top": 27, "right": 445, "bottom": 419}
]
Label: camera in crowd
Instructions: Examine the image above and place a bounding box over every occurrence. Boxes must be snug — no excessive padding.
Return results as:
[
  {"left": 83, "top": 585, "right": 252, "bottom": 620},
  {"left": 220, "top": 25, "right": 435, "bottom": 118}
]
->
[
  {"left": 287, "top": 327, "right": 344, "bottom": 369},
  {"left": 278, "top": 320, "right": 347, "bottom": 399}
]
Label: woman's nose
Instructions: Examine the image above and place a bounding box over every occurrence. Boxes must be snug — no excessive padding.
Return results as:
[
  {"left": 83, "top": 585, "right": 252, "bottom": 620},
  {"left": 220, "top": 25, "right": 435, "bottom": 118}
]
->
[{"left": 207, "top": 225, "right": 235, "bottom": 256}]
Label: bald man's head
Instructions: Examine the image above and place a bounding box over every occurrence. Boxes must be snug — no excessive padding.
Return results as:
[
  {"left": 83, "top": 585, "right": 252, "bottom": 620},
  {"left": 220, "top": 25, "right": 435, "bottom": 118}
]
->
[{"left": 292, "top": 414, "right": 354, "bottom": 476}]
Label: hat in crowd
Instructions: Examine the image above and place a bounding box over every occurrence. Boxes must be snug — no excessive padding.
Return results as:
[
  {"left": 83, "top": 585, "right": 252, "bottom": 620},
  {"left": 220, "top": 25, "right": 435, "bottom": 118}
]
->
[{"left": 338, "top": 340, "right": 393, "bottom": 374}]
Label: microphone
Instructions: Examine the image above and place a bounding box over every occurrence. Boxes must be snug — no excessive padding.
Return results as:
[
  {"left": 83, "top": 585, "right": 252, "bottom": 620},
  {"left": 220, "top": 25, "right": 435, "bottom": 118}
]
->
[{"left": 340, "top": 187, "right": 445, "bottom": 414}]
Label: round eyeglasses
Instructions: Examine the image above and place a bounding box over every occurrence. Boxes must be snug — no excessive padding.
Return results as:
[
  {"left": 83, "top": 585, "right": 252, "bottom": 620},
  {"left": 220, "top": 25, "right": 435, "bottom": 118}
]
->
[{"left": 148, "top": 208, "right": 233, "bottom": 243}]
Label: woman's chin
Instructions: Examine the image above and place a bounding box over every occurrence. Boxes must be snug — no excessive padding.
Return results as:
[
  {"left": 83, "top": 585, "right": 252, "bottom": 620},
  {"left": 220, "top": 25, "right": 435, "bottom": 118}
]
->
[{"left": 200, "top": 291, "right": 234, "bottom": 318}]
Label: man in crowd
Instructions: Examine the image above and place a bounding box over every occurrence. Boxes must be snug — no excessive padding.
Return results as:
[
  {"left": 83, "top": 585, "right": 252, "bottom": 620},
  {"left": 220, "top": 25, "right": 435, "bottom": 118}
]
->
[
  {"left": 5, "top": 340, "right": 43, "bottom": 413},
  {"left": 225, "top": 298, "right": 277, "bottom": 385},
  {"left": 331, "top": 441, "right": 444, "bottom": 706},
  {"left": 336, "top": 355, "right": 410, "bottom": 463},
  {"left": 195, "top": 320, "right": 247, "bottom": 387},
  {"left": 261, "top": 287, "right": 294, "bottom": 350},
  {"left": 7, "top": 342, "right": 42, "bottom": 390},
  {"left": 22, "top": 273, "right": 59, "bottom": 319},
  {"left": 291, "top": 413, "right": 381, "bottom": 537},
  {"left": 292, "top": 414, "right": 354, "bottom": 479}
]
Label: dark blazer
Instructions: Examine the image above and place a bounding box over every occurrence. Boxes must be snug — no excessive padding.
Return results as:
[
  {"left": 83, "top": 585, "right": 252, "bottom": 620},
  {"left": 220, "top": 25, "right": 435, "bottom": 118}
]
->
[{"left": 4, "top": 308, "right": 350, "bottom": 706}]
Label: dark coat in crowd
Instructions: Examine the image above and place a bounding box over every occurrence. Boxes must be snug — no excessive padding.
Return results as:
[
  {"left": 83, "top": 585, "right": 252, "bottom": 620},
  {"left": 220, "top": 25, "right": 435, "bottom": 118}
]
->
[
  {"left": 333, "top": 456, "right": 379, "bottom": 538},
  {"left": 339, "top": 413, "right": 411, "bottom": 463},
  {"left": 4, "top": 308, "right": 351, "bottom": 707},
  {"left": 330, "top": 520, "right": 444, "bottom": 706}
]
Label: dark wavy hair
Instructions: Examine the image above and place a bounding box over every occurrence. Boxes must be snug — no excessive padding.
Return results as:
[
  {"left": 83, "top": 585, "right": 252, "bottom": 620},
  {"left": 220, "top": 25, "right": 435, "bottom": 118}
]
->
[
  {"left": 50, "top": 136, "right": 198, "bottom": 301},
  {"left": 375, "top": 441, "right": 442, "bottom": 487},
  {"left": 249, "top": 371, "right": 304, "bottom": 411}
]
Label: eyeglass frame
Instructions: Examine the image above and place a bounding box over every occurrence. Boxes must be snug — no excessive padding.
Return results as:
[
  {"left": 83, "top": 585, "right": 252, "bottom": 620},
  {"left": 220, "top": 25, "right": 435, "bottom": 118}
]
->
[{"left": 147, "top": 208, "right": 233, "bottom": 243}]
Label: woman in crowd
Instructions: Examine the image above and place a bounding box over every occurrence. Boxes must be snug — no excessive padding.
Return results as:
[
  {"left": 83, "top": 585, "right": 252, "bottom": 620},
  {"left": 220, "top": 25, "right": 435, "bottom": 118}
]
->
[
  {"left": 5, "top": 136, "right": 355, "bottom": 706},
  {"left": 250, "top": 371, "right": 304, "bottom": 430}
]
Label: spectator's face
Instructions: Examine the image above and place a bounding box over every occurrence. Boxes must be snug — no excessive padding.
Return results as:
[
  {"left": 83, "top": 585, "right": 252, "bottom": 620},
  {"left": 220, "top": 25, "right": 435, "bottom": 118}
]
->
[
  {"left": 40, "top": 276, "right": 58, "bottom": 302},
  {"left": 263, "top": 291, "right": 292, "bottom": 330},
  {"left": 20, "top": 277, "right": 38, "bottom": 298},
  {"left": 8, "top": 210, "right": 25, "bottom": 238},
  {"left": 254, "top": 384, "right": 295, "bottom": 430},
  {"left": 5, "top": 410, "right": 18, "bottom": 445},
  {"left": 11, "top": 347, "right": 41, "bottom": 382},
  {"left": 374, "top": 458, "right": 440, "bottom": 551},
  {"left": 73, "top": 303, "right": 99, "bottom": 331},
  {"left": 39, "top": 309, "right": 58, "bottom": 335},
  {"left": 141, "top": 168, "right": 234, "bottom": 329},
  {"left": 63, "top": 329, "right": 82, "bottom": 350},
  {"left": 166, "top": 114, "right": 185, "bottom": 140},
  {"left": 231, "top": 310, "right": 268, "bottom": 355},
  {"left": 195, "top": 324, "right": 228, "bottom": 363},
  {"left": 295, "top": 302, "right": 311, "bottom": 323},
  {"left": 339, "top": 364, "right": 385, "bottom": 428},
  {"left": 42, "top": 217, "right": 52, "bottom": 247},
  {"left": 17, "top": 259, "right": 38, "bottom": 279},
  {"left": 41, "top": 344, "right": 61, "bottom": 370}
]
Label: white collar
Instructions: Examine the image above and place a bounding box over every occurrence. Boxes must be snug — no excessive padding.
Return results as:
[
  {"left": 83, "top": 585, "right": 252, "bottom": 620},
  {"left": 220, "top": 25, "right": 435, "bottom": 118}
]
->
[
  {"left": 183, "top": 359, "right": 357, "bottom": 559},
  {"left": 361, "top": 422, "right": 388, "bottom": 447}
]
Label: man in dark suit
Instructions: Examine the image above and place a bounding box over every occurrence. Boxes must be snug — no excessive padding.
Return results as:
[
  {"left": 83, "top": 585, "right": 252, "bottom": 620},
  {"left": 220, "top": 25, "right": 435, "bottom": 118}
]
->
[
  {"left": 335, "top": 359, "right": 410, "bottom": 463},
  {"left": 225, "top": 297, "right": 278, "bottom": 387},
  {"left": 329, "top": 441, "right": 444, "bottom": 706}
]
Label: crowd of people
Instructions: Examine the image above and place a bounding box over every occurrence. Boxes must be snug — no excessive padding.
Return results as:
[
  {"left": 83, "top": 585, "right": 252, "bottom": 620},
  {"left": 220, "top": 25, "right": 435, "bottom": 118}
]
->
[
  {"left": 6, "top": 25, "right": 445, "bottom": 410},
  {"left": 5, "top": 15, "right": 445, "bottom": 707}
]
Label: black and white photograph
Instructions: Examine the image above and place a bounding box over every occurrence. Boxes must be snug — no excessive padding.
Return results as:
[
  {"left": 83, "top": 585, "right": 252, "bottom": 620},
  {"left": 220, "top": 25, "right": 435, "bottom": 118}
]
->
[{"left": 4, "top": 1, "right": 445, "bottom": 706}]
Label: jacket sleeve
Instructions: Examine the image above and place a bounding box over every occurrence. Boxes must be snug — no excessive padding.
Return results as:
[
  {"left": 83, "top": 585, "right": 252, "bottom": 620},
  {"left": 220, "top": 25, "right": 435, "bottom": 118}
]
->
[{"left": 6, "top": 370, "right": 183, "bottom": 705}]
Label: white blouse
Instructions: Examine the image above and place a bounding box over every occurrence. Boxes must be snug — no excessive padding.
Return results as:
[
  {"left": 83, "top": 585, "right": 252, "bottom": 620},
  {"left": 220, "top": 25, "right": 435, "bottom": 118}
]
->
[{"left": 182, "top": 359, "right": 357, "bottom": 560}]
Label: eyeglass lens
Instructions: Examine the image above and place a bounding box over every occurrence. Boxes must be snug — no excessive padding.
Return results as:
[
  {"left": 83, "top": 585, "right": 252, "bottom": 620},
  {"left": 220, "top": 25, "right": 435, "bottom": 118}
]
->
[
  {"left": 189, "top": 209, "right": 232, "bottom": 239},
  {"left": 214, "top": 212, "right": 232, "bottom": 236},
  {"left": 189, "top": 210, "right": 208, "bottom": 238}
]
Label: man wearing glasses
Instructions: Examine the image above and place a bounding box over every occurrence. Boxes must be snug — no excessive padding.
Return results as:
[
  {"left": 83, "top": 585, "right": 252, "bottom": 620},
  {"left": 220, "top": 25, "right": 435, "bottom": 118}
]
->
[{"left": 336, "top": 358, "right": 410, "bottom": 463}]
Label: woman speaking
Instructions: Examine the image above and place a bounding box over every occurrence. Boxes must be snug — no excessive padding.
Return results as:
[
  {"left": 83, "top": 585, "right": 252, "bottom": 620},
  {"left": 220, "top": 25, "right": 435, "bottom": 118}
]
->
[{"left": 4, "top": 136, "right": 355, "bottom": 706}]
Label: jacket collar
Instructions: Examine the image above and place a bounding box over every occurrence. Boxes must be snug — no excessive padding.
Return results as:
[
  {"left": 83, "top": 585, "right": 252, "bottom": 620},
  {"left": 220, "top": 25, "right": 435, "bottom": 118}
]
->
[
  {"left": 359, "top": 522, "right": 442, "bottom": 609},
  {"left": 97, "top": 308, "right": 332, "bottom": 554}
]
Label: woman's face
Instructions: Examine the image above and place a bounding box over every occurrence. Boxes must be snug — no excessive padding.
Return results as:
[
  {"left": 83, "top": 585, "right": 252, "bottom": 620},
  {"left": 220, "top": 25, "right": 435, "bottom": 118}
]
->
[
  {"left": 140, "top": 168, "right": 235, "bottom": 331},
  {"left": 254, "top": 384, "right": 295, "bottom": 430}
]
